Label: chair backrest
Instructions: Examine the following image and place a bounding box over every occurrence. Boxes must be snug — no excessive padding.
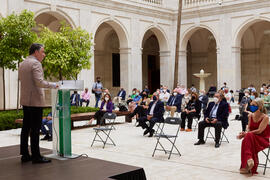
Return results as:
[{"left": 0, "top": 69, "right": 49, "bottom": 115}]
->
[
  {"left": 165, "top": 117, "right": 181, "bottom": 125},
  {"left": 103, "top": 112, "right": 117, "bottom": 120}
]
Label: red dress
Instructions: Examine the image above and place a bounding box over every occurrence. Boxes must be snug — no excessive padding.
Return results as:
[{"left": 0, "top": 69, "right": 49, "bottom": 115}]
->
[{"left": 241, "top": 116, "right": 270, "bottom": 174}]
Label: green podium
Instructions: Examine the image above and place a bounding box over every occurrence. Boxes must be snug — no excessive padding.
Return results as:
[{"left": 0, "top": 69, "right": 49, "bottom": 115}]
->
[
  {"left": 58, "top": 89, "right": 72, "bottom": 157},
  {"left": 49, "top": 80, "right": 84, "bottom": 159}
]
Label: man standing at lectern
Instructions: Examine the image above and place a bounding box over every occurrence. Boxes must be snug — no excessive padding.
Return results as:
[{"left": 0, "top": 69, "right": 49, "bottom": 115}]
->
[{"left": 19, "top": 43, "right": 58, "bottom": 163}]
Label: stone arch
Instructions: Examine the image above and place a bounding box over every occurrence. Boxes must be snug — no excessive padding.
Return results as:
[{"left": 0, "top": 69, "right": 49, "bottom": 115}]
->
[
  {"left": 234, "top": 17, "right": 270, "bottom": 47},
  {"left": 141, "top": 25, "right": 170, "bottom": 92},
  {"left": 236, "top": 18, "right": 270, "bottom": 89},
  {"left": 141, "top": 25, "right": 169, "bottom": 52},
  {"left": 34, "top": 8, "right": 76, "bottom": 32},
  {"left": 180, "top": 25, "right": 219, "bottom": 52},
  {"left": 92, "top": 18, "right": 129, "bottom": 48},
  {"left": 93, "top": 19, "right": 130, "bottom": 96},
  {"left": 183, "top": 26, "right": 218, "bottom": 91}
]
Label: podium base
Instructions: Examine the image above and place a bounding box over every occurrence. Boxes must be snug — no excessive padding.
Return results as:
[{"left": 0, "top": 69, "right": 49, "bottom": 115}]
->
[{"left": 44, "top": 153, "right": 80, "bottom": 160}]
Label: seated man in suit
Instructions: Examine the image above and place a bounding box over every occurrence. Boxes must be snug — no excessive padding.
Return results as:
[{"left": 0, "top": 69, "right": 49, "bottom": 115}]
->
[
  {"left": 137, "top": 92, "right": 165, "bottom": 137},
  {"left": 113, "top": 87, "right": 126, "bottom": 106},
  {"left": 165, "top": 89, "right": 182, "bottom": 117},
  {"left": 70, "top": 91, "right": 80, "bottom": 106},
  {"left": 194, "top": 92, "right": 229, "bottom": 148}
]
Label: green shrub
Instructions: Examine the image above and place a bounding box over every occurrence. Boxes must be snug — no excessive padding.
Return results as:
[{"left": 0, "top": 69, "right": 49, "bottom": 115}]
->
[{"left": 0, "top": 106, "right": 98, "bottom": 131}]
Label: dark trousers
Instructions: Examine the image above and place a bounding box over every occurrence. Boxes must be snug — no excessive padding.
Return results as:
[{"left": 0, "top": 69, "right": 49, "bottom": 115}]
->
[
  {"left": 94, "top": 110, "right": 106, "bottom": 125},
  {"left": 181, "top": 112, "right": 196, "bottom": 129},
  {"left": 95, "top": 94, "right": 101, "bottom": 108},
  {"left": 80, "top": 99, "right": 89, "bottom": 106},
  {"left": 138, "top": 116, "right": 161, "bottom": 131},
  {"left": 131, "top": 106, "right": 147, "bottom": 119},
  {"left": 241, "top": 112, "right": 248, "bottom": 132},
  {"left": 197, "top": 120, "right": 222, "bottom": 143},
  {"left": 20, "top": 106, "right": 43, "bottom": 159}
]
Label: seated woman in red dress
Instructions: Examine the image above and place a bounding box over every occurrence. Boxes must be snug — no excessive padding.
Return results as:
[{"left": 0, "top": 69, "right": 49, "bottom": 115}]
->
[{"left": 237, "top": 98, "right": 270, "bottom": 174}]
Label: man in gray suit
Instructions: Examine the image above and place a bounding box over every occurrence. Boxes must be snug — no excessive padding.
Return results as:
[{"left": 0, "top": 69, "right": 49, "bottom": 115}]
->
[{"left": 19, "top": 43, "right": 58, "bottom": 164}]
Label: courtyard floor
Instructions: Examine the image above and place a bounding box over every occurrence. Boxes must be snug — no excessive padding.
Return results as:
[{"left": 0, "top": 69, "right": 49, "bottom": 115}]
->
[{"left": 0, "top": 105, "right": 269, "bottom": 180}]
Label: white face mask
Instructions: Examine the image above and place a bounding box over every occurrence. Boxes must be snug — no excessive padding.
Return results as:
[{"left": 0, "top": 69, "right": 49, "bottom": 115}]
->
[
  {"left": 245, "top": 93, "right": 249, "bottom": 97},
  {"left": 213, "top": 97, "right": 219, "bottom": 104},
  {"left": 136, "top": 93, "right": 139, "bottom": 95},
  {"left": 105, "top": 97, "right": 109, "bottom": 101},
  {"left": 173, "top": 92, "right": 177, "bottom": 96}
]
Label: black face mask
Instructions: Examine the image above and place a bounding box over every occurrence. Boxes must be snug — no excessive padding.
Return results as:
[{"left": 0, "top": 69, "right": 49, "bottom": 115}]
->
[
  {"left": 97, "top": 80, "right": 100, "bottom": 83},
  {"left": 153, "top": 96, "right": 157, "bottom": 101},
  {"left": 191, "top": 96, "right": 195, "bottom": 100}
]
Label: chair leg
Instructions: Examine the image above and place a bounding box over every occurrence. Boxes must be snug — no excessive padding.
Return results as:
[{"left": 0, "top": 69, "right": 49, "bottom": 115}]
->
[
  {"left": 168, "top": 137, "right": 181, "bottom": 159},
  {"left": 205, "top": 127, "right": 210, "bottom": 142},
  {"left": 219, "top": 129, "right": 229, "bottom": 145},
  {"left": 101, "top": 130, "right": 115, "bottom": 148},
  {"left": 193, "top": 118, "right": 198, "bottom": 131},
  {"left": 263, "top": 148, "right": 270, "bottom": 175},
  {"left": 91, "top": 131, "right": 98, "bottom": 147},
  {"left": 104, "top": 130, "right": 116, "bottom": 146},
  {"left": 152, "top": 137, "right": 161, "bottom": 157}
]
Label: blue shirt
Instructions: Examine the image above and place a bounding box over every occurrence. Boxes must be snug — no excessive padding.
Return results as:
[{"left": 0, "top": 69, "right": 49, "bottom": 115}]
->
[
  {"left": 210, "top": 103, "right": 219, "bottom": 118},
  {"left": 92, "top": 82, "right": 103, "bottom": 94},
  {"left": 133, "top": 95, "right": 142, "bottom": 103}
]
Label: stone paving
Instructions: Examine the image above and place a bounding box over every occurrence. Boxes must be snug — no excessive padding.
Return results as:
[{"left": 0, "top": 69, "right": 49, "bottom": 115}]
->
[{"left": 1, "top": 106, "right": 269, "bottom": 180}]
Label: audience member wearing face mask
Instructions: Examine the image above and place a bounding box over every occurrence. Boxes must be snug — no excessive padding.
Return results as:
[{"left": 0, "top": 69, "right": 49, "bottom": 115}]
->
[
  {"left": 88, "top": 94, "right": 113, "bottom": 126},
  {"left": 239, "top": 90, "right": 252, "bottom": 132},
  {"left": 237, "top": 98, "right": 270, "bottom": 175},
  {"left": 136, "top": 93, "right": 165, "bottom": 137},
  {"left": 113, "top": 87, "right": 126, "bottom": 107},
  {"left": 194, "top": 92, "right": 229, "bottom": 148},
  {"left": 128, "top": 90, "right": 142, "bottom": 113},
  {"left": 165, "top": 89, "right": 183, "bottom": 117},
  {"left": 181, "top": 92, "right": 191, "bottom": 112},
  {"left": 159, "top": 87, "right": 170, "bottom": 103},
  {"left": 180, "top": 92, "right": 202, "bottom": 132},
  {"left": 260, "top": 90, "right": 270, "bottom": 111}
]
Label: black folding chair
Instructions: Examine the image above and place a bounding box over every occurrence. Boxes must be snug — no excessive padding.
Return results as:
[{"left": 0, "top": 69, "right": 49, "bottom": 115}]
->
[
  {"left": 258, "top": 125, "right": 270, "bottom": 175},
  {"left": 152, "top": 117, "right": 182, "bottom": 159},
  {"left": 258, "top": 145, "right": 270, "bottom": 175},
  {"left": 192, "top": 114, "right": 201, "bottom": 131},
  {"left": 91, "top": 112, "right": 117, "bottom": 148},
  {"left": 205, "top": 126, "right": 229, "bottom": 145}
]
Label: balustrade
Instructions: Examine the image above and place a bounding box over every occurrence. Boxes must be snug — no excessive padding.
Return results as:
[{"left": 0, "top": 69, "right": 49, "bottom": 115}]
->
[{"left": 141, "top": 0, "right": 163, "bottom": 5}]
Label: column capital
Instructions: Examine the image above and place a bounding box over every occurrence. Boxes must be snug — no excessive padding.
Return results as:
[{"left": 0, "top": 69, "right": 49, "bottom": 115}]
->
[
  {"left": 231, "top": 46, "right": 241, "bottom": 53},
  {"left": 178, "top": 50, "right": 187, "bottom": 56},
  {"left": 216, "top": 47, "right": 220, "bottom": 54},
  {"left": 119, "top": 48, "right": 131, "bottom": 54},
  {"left": 159, "top": 51, "right": 171, "bottom": 57}
]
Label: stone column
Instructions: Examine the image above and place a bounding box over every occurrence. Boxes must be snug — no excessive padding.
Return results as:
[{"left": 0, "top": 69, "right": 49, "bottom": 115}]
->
[
  {"left": 120, "top": 48, "right": 132, "bottom": 94},
  {"left": 78, "top": 9, "right": 95, "bottom": 105},
  {"left": 130, "top": 17, "right": 142, "bottom": 92},
  {"left": 178, "top": 50, "right": 187, "bottom": 87},
  {"left": 131, "top": 47, "right": 143, "bottom": 91},
  {"left": 231, "top": 46, "right": 241, "bottom": 91},
  {"left": 160, "top": 51, "right": 172, "bottom": 89},
  {"left": 216, "top": 47, "right": 221, "bottom": 90}
]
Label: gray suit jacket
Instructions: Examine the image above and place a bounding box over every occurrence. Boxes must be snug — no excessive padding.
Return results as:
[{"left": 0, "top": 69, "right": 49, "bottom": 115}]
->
[{"left": 19, "top": 56, "right": 56, "bottom": 107}]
